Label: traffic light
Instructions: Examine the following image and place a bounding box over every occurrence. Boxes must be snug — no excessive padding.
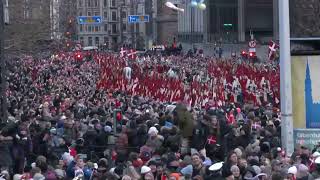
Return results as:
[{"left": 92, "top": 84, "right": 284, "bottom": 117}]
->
[{"left": 113, "top": 109, "right": 122, "bottom": 133}]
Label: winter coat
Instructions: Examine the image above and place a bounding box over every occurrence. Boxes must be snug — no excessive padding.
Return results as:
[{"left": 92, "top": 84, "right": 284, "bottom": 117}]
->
[{"left": 175, "top": 104, "right": 194, "bottom": 138}]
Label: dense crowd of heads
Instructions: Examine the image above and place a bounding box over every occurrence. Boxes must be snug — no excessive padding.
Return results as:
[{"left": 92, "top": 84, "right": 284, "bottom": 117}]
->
[{"left": 0, "top": 52, "right": 318, "bottom": 180}]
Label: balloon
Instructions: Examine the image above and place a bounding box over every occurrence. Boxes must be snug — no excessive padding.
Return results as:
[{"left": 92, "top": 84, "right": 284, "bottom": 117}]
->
[
  {"left": 190, "top": 1, "right": 198, "bottom": 7},
  {"left": 198, "top": 3, "right": 206, "bottom": 10}
]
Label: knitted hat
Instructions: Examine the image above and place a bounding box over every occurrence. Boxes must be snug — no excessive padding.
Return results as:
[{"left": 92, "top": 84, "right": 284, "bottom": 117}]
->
[
  {"left": 180, "top": 165, "right": 193, "bottom": 176},
  {"left": 141, "top": 166, "right": 151, "bottom": 174}
]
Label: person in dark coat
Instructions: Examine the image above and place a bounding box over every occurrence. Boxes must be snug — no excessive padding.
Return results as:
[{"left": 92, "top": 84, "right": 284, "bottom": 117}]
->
[{"left": 173, "top": 104, "right": 194, "bottom": 155}]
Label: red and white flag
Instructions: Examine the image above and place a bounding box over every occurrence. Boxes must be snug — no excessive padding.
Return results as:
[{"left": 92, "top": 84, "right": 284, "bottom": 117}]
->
[
  {"left": 120, "top": 47, "right": 127, "bottom": 57},
  {"left": 268, "top": 41, "right": 279, "bottom": 60},
  {"left": 128, "top": 49, "right": 137, "bottom": 60}
]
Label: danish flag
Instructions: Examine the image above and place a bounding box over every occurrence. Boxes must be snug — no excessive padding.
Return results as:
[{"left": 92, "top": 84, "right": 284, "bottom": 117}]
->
[
  {"left": 268, "top": 41, "right": 279, "bottom": 61},
  {"left": 120, "top": 47, "right": 127, "bottom": 57},
  {"left": 207, "top": 135, "right": 217, "bottom": 145},
  {"left": 128, "top": 49, "right": 137, "bottom": 60}
]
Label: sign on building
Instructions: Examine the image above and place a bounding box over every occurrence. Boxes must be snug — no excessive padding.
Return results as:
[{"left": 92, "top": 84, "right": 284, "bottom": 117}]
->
[
  {"left": 128, "top": 15, "right": 149, "bottom": 23},
  {"left": 78, "top": 16, "right": 102, "bottom": 24},
  {"left": 293, "top": 129, "right": 320, "bottom": 149}
]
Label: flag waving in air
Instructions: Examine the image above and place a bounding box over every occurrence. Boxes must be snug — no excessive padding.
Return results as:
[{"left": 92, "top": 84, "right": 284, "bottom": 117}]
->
[{"left": 268, "top": 40, "right": 279, "bottom": 61}]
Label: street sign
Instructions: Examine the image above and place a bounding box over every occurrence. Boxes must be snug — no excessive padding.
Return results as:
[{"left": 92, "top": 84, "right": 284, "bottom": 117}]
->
[
  {"left": 128, "top": 15, "right": 150, "bottom": 23},
  {"left": 78, "top": 16, "right": 102, "bottom": 24},
  {"left": 249, "top": 40, "right": 256, "bottom": 48}
]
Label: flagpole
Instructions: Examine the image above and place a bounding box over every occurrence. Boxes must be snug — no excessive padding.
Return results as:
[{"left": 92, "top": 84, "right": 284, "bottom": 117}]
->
[{"left": 279, "top": 0, "right": 294, "bottom": 155}]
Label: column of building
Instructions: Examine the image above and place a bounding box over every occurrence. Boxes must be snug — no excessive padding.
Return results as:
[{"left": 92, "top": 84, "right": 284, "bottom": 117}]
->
[
  {"left": 273, "top": 0, "right": 279, "bottom": 40},
  {"left": 238, "top": 0, "right": 245, "bottom": 42}
]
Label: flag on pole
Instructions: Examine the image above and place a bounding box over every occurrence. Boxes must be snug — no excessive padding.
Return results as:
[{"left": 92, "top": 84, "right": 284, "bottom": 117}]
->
[
  {"left": 120, "top": 47, "right": 127, "bottom": 57},
  {"left": 268, "top": 41, "right": 279, "bottom": 61},
  {"left": 128, "top": 49, "right": 137, "bottom": 60}
]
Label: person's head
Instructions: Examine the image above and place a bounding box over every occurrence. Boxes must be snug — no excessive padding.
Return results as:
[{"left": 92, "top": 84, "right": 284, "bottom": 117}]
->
[
  {"left": 76, "top": 158, "right": 85, "bottom": 169},
  {"left": 148, "top": 161, "right": 157, "bottom": 173},
  {"left": 210, "top": 115, "right": 218, "bottom": 126},
  {"left": 227, "top": 152, "right": 238, "bottom": 165},
  {"left": 230, "top": 165, "right": 240, "bottom": 178},
  {"left": 144, "top": 172, "right": 154, "bottom": 180},
  {"left": 191, "top": 153, "right": 202, "bottom": 167}
]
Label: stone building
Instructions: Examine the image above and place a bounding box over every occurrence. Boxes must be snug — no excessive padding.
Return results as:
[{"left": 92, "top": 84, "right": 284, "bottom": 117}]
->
[{"left": 178, "top": 0, "right": 279, "bottom": 44}]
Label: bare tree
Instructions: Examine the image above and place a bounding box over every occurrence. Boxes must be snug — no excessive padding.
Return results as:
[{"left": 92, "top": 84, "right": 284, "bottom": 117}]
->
[{"left": 4, "top": 0, "right": 66, "bottom": 55}]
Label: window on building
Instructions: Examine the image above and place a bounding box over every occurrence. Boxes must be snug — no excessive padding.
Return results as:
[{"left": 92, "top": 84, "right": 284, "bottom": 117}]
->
[
  {"left": 94, "top": 0, "right": 99, "bottom": 7},
  {"left": 104, "top": 24, "right": 108, "bottom": 31},
  {"left": 104, "top": 0, "right": 107, "bottom": 7},
  {"left": 88, "top": 37, "right": 93, "bottom": 46},
  {"left": 88, "top": 0, "right": 92, "bottom": 7},
  {"left": 80, "top": 37, "right": 84, "bottom": 44},
  {"left": 88, "top": 11, "right": 92, "bottom": 16},
  {"left": 78, "top": 0, "right": 83, "bottom": 7},
  {"left": 104, "top": 11, "right": 108, "bottom": 19},
  {"left": 122, "top": 23, "right": 126, "bottom": 32},
  {"left": 88, "top": 25, "right": 92, "bottom": 32},
  {"left": 79, "top": 11, "right": 83, "bottom": 16},
  {"left": 94, "top": 12, "right": 99, "bottom": 16},
  {"left": 111, "top": 11, "right": 117, "bottom": 21},
  {"left": 112, "top": 24, "right": 117, "bottom": 33},
  {"left": 121, "top": 11, "right": 126, "bottom": 19},
  {"left": 95, "top": 37, "right": 100, "bottom": 45},
  {"left": 94, "top": 26, "right": 99, "bottom": 32},
  {"left": 111, "top": 0, "right": 116, "bottom": 7},
  {"left": 80, "top": 25, "right": 83, "bottom": 32}
]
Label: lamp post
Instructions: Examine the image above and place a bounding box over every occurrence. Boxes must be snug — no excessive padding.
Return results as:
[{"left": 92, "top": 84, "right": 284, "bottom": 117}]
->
[
  {"left": 0, "top": 0, "right": 7, "bottom": 122},
  {"left": 279, "top": 0, "right": 294, "bottom": 156}
]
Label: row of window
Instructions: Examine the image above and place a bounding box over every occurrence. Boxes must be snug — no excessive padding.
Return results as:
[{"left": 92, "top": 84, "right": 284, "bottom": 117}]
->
[
  {"left": 78, "top": 0, "right": 116, "bottom": 8},
  {"left": 78, "top": 11, "right": 124, "bottom": 22},
  {"left": 79, "top": 23, "right": 127, "bottom": 33},
  {"left": 79, "top": 36, "right": 110, "bottom": 46}
]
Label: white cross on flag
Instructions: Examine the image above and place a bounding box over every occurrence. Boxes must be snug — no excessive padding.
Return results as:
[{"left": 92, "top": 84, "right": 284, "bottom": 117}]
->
[
  {"left": 120, "top": 47, "right": 127, "bottom": 57},
  {"left": 268, "top": 40, "right": 279, "bottom": 61},
  {"left": 127, "top": 49, "right": 137, "bottom": 60}
]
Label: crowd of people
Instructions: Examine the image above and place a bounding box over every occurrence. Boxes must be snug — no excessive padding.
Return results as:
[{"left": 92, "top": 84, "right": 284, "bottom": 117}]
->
[{"left": 0, "top": 51, "right": 319, "bottom": 180}]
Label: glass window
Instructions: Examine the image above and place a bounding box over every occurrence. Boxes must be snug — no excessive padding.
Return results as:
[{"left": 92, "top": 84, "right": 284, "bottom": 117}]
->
[
  {"left": 112, "top": 24, "right": 117, "bottom": 33},
  {"left": 88, "top": 25, "right": 92, "bottom": 32},
  {"left": 104, "top": 24, "right": 108, "bottom": 31},
  {"left": 104, "top": 0, "right": 107, "bottom": 7},
  {"left": 79, "top": 0, "right": 83, "bottom": 7},
  {"left": 88, "top": 0, "right": 91, "bottom": 7},
  {"left": 88, "top": 11, "right": 92, "bottom": 16},
  {"left": 80, "top": 25, "right": 83, "bottom": 32},
  {"left": 80, "top": 37, "right": 84, "bottom": 44},
  {"left": 95, "top": 37, "right": 100, "bottom": 45},
  {"left": 104, "top": 11, "right": 108, "bottom": 19},
  {"left": 79, "top": 11, "right": 83, "bottom": 16},
  {"left": 94, "top": 12, "right": 99, "bottom": 16},
  {"left": 94, "top": 0, "right": 99, "bottom": 7},
  {"left": 122, "top": 23, "right": 126, "bottom": 31},
  {"left": 94, "top": 26, "right": 99, "bottom": 32},
  {"left": 112, "top": 11, "right": 117, "bottom": 21},
  {"left": 88, "top": 37, "right": 93, "bottom": 46},
  {"left": 111, "top": 0, "right": 116, "bottom": 7}
]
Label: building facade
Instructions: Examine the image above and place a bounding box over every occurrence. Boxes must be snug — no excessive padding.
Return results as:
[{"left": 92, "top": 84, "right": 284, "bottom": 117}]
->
[
  {"left": 76, "top": 0, "right": 148, "bottom": 50},
  {"left": 178, "top": 0, "right": 279, "bottom": 44}
]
